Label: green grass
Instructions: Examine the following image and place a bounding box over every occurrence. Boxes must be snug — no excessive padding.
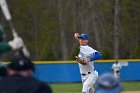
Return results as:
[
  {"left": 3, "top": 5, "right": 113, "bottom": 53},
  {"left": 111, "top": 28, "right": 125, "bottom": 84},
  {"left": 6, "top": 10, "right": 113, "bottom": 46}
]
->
[
  {"left": 50, "top": 82, "right": 140, "bottom": 93},
  {"left": 121, "top": 82, "right": 140, "bottom": 91},
  {"left": 50, "top": 83, "right": 82, "bottom": 93}
]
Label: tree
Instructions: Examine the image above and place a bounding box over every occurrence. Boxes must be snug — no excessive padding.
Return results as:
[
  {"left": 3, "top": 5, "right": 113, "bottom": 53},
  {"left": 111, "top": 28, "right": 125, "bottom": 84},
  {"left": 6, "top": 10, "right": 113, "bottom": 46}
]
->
[
  {"left": 57, "top": 0, "right": 68, "bottom": 60},
  {"left": 114, "top": 0, "right": 120, "bottom": 60}
]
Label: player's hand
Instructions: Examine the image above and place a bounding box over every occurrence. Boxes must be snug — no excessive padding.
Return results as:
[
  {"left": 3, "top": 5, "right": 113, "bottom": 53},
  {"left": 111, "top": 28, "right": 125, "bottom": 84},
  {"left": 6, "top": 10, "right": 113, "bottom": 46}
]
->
[
  {"left": 75, "top": 56, "right": 89, "bottom": 65},
  {"left": 8, "top": 36, "right": 24, "bottom": 50}
]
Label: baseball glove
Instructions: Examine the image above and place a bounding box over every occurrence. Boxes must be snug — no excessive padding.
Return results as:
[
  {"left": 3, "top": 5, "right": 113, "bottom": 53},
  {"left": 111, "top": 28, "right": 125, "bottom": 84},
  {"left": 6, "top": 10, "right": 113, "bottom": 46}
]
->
[{"left": 75, "top": 56, "right": 87, "bottom": 65}]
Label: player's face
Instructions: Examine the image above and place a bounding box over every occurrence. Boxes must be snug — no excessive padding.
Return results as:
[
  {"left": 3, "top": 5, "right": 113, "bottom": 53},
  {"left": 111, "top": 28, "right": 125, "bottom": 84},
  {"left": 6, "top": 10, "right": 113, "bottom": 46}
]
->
[{"left": 79, "top": 39, "right": 88, "bottom": 45}]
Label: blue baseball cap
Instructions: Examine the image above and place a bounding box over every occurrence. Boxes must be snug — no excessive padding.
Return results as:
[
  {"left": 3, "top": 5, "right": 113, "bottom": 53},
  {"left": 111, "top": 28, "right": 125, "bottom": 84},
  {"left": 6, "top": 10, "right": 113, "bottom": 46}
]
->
[{"left": 78, "top": 34, "right": 89, "bottom": 40}]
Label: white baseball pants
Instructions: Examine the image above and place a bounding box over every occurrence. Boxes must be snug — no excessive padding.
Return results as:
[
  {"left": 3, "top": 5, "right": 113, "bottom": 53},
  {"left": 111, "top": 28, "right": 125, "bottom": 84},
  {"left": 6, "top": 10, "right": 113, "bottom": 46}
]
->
[{"left": 82, "top": 70, "right": 98, "bottom": 93}]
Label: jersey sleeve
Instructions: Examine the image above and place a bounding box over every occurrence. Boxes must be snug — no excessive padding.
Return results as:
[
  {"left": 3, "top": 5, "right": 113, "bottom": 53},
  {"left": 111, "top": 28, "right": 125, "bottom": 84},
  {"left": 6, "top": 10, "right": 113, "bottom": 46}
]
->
[
  {"left": 0, "top": 42, "right": 12, "bottom": 54},
  {"left": 90, "top": 51, "right": 102, "bottom": 61}
]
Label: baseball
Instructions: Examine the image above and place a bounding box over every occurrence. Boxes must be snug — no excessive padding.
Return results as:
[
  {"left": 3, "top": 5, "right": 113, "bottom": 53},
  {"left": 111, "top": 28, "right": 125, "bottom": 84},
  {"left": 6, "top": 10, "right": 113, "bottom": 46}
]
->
[{"left": 74, "top": 33, "right": 79, "bottom": 38}]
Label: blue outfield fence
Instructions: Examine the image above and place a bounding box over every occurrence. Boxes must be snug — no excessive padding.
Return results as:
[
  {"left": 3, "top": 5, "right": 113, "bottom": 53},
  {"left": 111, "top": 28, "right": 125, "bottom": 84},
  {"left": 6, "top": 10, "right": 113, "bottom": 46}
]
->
[{"left": 33, "top": 60, "right": 140, "bottom": 83}]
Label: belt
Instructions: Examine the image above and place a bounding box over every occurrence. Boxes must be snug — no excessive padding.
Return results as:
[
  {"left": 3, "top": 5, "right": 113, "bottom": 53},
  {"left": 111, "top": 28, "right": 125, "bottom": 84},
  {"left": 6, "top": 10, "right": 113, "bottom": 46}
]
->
[
  {"left": 81, "top": 69, "right": 96, "bottom": 76},
  {"left": 81, "top": 72, "right": 91, "bottom": 76}
]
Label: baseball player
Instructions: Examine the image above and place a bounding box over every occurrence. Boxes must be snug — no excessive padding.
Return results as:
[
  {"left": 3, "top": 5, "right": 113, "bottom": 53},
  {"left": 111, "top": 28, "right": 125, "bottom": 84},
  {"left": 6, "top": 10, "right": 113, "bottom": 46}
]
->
[
  {"left": 0, "top": 24, "right": 28, "bottom": 77},
  {"left": 74, "top": 33, "right": 102, "bottom": 93},
  {"left": 112, "top": 61, "right": 121, "bottom": 79}
]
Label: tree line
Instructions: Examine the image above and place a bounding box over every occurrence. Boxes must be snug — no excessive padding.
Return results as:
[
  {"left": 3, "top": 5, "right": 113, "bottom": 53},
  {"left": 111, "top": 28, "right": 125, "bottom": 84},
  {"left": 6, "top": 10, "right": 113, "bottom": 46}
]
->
[{"left": 0, "top": 0, "right": 140, "bottom": 60}]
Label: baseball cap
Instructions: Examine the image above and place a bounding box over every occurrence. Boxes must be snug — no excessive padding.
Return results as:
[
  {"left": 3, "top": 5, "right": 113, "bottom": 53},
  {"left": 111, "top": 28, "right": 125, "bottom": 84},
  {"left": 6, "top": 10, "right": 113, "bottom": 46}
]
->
[
  {"left": 78, "top": 34, "right": 89, "bottom": 40},
  {"left": 8, "top": 56, "right": 34, "bottom": 71}
]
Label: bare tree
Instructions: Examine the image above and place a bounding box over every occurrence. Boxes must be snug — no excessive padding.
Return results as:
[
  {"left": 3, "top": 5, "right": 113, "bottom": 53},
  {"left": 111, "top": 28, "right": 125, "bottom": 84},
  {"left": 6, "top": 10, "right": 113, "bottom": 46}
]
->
[
  {"left": 88, "top": 0, "right": 101, "bottom": 50},
  {"left": 70, "top": 0, "right": 77, "bottom": 33},
  {"left": 114, "top": 0, "right": 120, "bottom": 60},
  {"left": 57, "top": 0, "right": 68, "bottom": 60}
]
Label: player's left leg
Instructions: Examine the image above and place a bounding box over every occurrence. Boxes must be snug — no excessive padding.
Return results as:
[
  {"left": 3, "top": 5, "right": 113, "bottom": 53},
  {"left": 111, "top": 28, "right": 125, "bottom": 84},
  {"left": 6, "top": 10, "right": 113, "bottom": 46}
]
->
[{"left": 82, "top": 72, "right": 98, "bottom": 93}]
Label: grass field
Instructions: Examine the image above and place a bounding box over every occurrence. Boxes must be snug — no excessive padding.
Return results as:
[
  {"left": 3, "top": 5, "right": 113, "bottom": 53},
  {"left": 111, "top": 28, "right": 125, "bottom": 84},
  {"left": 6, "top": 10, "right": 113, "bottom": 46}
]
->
[{"left": 50, "top": 82, "right": 140, "bottom": 93}]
